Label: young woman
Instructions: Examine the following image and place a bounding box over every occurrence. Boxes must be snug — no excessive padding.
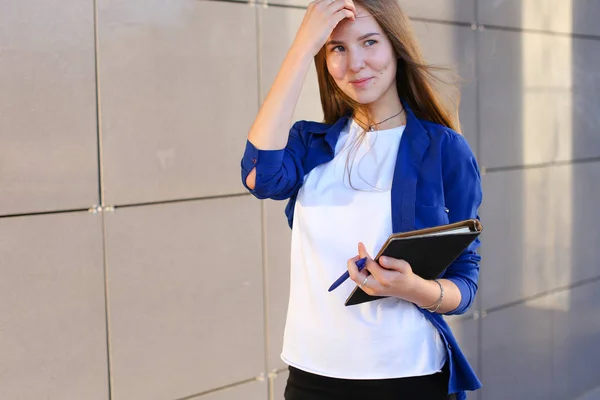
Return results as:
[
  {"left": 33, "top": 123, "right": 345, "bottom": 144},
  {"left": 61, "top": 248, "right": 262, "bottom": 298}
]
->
[{"left": 240, "top": 0, "right": 483, "bottom": 399}]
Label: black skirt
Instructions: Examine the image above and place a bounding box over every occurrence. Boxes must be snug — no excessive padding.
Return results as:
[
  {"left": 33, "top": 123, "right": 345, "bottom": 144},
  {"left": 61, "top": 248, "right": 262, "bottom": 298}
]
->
[{"left": 284, "top": 364, "right": 454, "bottom": 400}]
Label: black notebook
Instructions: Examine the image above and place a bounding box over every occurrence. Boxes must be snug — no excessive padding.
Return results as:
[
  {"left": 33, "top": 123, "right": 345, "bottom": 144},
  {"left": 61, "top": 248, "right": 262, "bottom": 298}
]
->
[{"left": 345, "top": 219, "right": 483, "bottom": 306}]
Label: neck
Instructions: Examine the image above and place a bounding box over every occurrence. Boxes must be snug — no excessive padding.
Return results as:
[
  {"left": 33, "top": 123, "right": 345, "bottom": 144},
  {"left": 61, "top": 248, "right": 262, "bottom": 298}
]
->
[{"left": 354, "top": 89, "right": 405, "bottom": 131}]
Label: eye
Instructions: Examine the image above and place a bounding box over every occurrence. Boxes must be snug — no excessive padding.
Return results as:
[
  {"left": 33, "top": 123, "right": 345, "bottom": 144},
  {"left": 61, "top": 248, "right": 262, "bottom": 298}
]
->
[
  {"left": 365, "top": 39, "right": 377, "bottom": 47},
  {"left": 332, "top": 45, "right": 346, "bottom": 52}
]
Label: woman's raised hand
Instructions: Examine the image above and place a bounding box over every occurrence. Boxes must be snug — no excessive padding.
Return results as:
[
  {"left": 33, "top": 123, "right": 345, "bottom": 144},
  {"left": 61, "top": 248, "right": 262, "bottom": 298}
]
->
[{"left": 292, "top": 0, "right": 356, "bottom": 57}]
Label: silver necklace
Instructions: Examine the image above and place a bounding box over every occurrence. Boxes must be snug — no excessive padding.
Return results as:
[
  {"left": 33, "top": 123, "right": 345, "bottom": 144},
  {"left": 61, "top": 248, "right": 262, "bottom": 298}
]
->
[{"left": 356, "top": 108, "right": 404, "bottom": 132}]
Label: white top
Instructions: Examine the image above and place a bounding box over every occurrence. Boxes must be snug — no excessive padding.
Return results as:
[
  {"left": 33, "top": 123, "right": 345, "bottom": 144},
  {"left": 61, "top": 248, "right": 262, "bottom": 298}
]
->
[{"left": 281, "top": 119, "right": 446, "bottom": 379}]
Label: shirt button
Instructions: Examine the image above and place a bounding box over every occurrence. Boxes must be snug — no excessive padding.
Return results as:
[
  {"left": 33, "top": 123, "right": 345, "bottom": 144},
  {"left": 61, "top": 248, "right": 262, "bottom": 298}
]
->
[{"left": 252, "top": 158, "right": 257, "bottom": 164}]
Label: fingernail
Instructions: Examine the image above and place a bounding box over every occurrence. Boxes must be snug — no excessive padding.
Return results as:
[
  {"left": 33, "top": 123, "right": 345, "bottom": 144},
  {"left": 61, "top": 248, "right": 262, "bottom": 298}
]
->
[{"left": 380, "top": 256, "right": 387, "bottom": 264}]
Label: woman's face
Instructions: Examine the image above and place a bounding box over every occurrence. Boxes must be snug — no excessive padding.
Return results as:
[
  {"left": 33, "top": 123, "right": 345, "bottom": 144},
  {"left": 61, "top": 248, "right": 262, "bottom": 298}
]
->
[{"left": 325, "top": 6, "right": 398, "bottom": 106}]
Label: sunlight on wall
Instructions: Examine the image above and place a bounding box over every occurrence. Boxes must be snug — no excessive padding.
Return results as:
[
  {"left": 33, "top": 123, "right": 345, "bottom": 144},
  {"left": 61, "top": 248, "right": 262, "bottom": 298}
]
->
[{"left": 521, "top": 1, "right": 572, "bottom": 312}]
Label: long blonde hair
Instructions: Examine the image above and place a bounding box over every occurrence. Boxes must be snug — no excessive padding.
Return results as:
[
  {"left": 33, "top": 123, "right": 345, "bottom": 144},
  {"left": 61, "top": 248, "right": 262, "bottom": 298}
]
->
[{"left": 314, "top": 0, "right": 461, "bottom": 132}]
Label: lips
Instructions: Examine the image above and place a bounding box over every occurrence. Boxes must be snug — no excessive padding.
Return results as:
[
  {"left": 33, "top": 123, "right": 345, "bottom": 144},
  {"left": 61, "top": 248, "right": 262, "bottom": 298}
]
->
[
  {"left": 350, "top": 77, "right": 373, "bottom": 84},
  {"left": 349, "top": 77, "right": 374, "bottom": 89}
]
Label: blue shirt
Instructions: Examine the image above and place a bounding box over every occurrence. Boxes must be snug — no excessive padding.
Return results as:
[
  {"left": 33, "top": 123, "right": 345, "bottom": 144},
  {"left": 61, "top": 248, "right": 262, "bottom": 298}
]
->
[{"left": 240, "top": 102, "right": 483, "bottom": 399}]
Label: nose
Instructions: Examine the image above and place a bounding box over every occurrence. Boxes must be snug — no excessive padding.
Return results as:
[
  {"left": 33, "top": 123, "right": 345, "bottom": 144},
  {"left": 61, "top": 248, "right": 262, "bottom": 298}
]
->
[{"left": 348, "top": 49, "right": 366, "bottom": 73}]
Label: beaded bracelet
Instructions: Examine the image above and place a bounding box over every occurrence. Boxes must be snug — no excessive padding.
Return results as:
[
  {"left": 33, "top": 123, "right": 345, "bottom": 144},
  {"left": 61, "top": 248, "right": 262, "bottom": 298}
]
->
[{"left": 421, "top": 279, "right": 444, "bottom": 313}]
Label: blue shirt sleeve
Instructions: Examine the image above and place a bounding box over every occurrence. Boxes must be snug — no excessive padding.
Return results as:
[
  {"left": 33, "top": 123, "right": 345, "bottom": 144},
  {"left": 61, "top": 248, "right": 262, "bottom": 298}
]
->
[
  {"left": 240, "top": 121, "right": 307, "bottom": 200},
  {"left": 440, "top": 133, "right": 483, "bottom": 315}
]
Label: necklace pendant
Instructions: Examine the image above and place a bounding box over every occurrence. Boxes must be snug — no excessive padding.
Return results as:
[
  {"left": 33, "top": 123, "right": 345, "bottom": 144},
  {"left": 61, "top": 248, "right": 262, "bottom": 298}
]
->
[{"left": 369, "top": 126, "right": 374, "bottom": 132}]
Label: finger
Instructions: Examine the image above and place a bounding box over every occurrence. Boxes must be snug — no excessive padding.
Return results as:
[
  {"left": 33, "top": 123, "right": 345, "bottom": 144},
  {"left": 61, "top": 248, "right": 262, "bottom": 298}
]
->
[
  {"left": 344, "top": 0, "right": 357, "bottom": 14},
  {"left": 328, "top": 0, "right": 356, "bottom": 16},
  {"left": 364, "top": 257, "right": 392, "bottom": 286},
  {"left": 332, "top": 8, "right": 355, "bottom": 24},
  {"left": 379, "top": 256, "right": 412, "bottom": 273},
  {"left": 348, "top": 255, "right": 373, "bottom": 288},
  {"left": 357, "top": 242, "right": 384, "bottom": 278},
  {"left": 357, "top": 242, "right": 372, "bottom": 261},
  {"left": 356, "top": 243, "right": 389, "bottom": 290},
  {"left": 342, "top": 0, "right": 357, "bottom": 17},
  {"left": 359, "top": 273, "right": 385, "bottom": 296},
  {"left": 346, "top": 255, "right": 362, "bottom": 282},
  {"left": 309, "top": 0, "right": 329, "bottom": 13},
  {"left": 317, "top": 0, "right": 335, "bottom": 8}
]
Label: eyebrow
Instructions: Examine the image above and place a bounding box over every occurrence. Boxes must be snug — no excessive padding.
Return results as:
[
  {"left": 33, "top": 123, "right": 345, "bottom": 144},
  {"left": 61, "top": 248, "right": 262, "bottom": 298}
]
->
[{"left": 326, "top": 32, "right": 380, "bottom": 46}]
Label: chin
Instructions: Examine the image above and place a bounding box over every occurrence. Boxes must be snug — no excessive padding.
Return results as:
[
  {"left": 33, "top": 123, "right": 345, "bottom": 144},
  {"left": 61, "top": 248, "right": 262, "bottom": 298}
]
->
[{"left": 347, "top": 90, "right": 382, "bottom": 105}]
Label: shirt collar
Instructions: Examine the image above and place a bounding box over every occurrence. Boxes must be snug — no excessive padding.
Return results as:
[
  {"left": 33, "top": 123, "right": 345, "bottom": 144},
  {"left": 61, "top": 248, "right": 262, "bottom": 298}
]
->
[{"left": 308, "top": 99, "right": 430, "bottom": 152}]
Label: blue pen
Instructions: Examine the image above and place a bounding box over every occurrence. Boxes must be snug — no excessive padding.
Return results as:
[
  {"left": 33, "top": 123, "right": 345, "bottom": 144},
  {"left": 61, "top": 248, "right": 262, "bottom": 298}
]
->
[{"left": 327, "top": 257, "right": 368, "bottom": 292}]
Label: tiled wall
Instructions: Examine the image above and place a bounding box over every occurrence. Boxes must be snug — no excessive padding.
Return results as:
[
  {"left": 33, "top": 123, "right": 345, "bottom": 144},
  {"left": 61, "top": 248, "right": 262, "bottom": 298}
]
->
[{"left": 1, "top": 1, "right": 599, "bottom": 399}]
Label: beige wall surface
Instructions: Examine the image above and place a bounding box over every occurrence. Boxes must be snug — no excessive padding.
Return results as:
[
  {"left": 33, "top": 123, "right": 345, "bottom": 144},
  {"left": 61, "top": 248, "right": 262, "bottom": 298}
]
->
[{"left": 1, "top": 1, "right": 599, "bottom": 399}]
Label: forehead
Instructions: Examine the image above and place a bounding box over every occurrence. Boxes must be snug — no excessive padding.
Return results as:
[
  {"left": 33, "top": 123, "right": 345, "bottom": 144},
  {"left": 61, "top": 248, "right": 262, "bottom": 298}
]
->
[{"left": 329, "top": 6, "right": 382, "bottom": 39}]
